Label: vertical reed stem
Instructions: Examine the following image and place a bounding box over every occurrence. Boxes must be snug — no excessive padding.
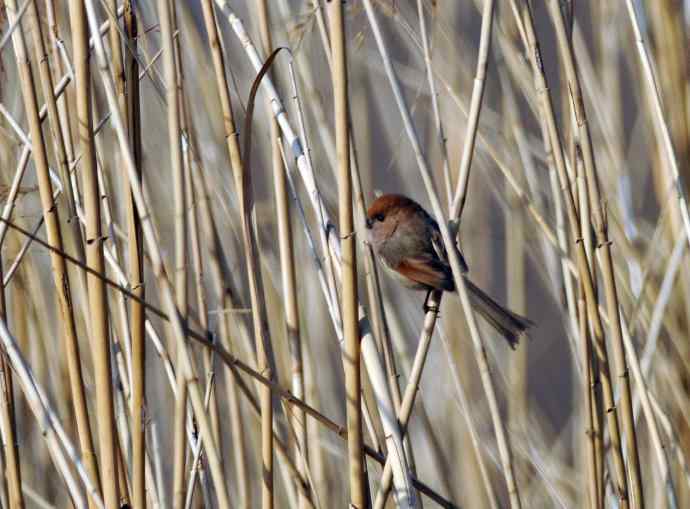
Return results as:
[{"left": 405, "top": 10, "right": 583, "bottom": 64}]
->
[
  {"left": 7, "top": 1, "right": 102, "bottom": 506},
  {"left": 123, "top": 1, "right": 146, "bottom": 506},
  {"left": 516, "top": 2, "right": 630, "bottom": 505},
  {"left": 0, "top": 258, "right": 23, "bottom": 508},
  {"left": 255, "top": 2, "right": 311, "bottom": 507},
  {"left": 68, "top": 0, "right": 119, "bottom": 505},
  {"left": 545, "top": 3, "right": 645, "bottom": 506},
  {"left": 156, "top": 0, "right": 189, "bottom": 505},
  {"left": 198, "top": 2, "right": 276, "bottom": 506},
  {"left": 329, "top": 1, "right": 365, "bottom": 506}
]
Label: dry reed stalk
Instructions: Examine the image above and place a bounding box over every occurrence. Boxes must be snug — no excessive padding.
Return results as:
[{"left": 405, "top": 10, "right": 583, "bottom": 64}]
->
[
  {"left": 0, "top": 0, "right": 30, "bottom": 52},
  {"left": 5, "top": 1, "right": 103, "bottom": 505},
  {"left": 173, "top": 15, "right": 225, "bottom": 509},
  {"left": 154, "top": 0, "right": 189, "bottom": 505},
  {"left": 373, "top": 290, "right": 499, "bottom": 509},
  {"left": 0, "top": 256, "right": 23, "bottom": 507},
  {"left": 618, "top": 315, "right": 678, "bottom": 507},
  {"left": 45, "top": 0, "right": 76, "bottom": 164},
  {"left": 578, "top": 286, "right": 600, "bottom": 509},
  {"left": 416, "top": 0, "right": 453, "bottom": 208},
  {"left": 0, "top": 319, "right": 103, "bottom": 509},
  {"left": 279, "top": 36, "right": 347, "bottom": 359},
  {"left": 81, "top": 1, "right": 231, "bottom": 506},
  {"left": 623, "top": 2, "right": 690, "bottom": 244},
  {"left": 545, "top": 3, "right": 645, "bottom": 506},
  {"left": 184, "top": 116, "right": 250, "bottom": 505},
  {"left": 0, "top": 208, "right": 457, "bottom": 507},
  {"left": 281, "top": 5, "right": 346, "bottom": 349},
  {"left": 237, "top": 113, "right": 276, "bottom": 506},
  {"left": 504, "top": 133, "right": 528, "bottom": 425},
  {"left": 182, "top": 373, "right": 215, "bottom": 508},
  {"left": 623, "top": 9, "right": 690, "bottom": 501},
  {"left": 575, "top": 147, "right": 607, "bottom": 506},
  {"left": 229, "top": 364, "right": 317, "bottom": 506},
  {"left": 255, "top": 2, "right": 311, "bottom": 508},
  {"left": 197, "top": 2, "right": 278, "bottom": 507},
  {"left": 575, "top": 157, "right": 603, "bottom": 509},
  {"left": 450, "top": 0, "right": 495, "bottom": 219},
  {"left": 645, "top": 2, "right": 690, "bottom": 267},
  {"left": 27, "top": 0, "right": 86, "bottom": 284},
  {"left": 648, "top": 2, "right": 690, "bottom": 361},
  {"left": 183, "top": 144, "right": 216, "bottom": 508},
  {"left": 515, "top": 2, "right": 631, "bottom": 505},
  {"left": 214, "top": 341, "right": 455, "bottom": 507},
  {"left": 361, "top": 1, "right": 522, "bottom": 508},
  {"left": 0, "top": 149, "right": 32, "bottom": 248},
  {"left": 328, "top": 1, "right": 365, "bottom": 507},
  {"left": 91, "top": 120, "right": 135, "bottom": 507},
  {"left": 101, "top": 8, "right": 135, "bottom": 488},
  {"left": 125, "top": 275, "right": 306, "bottom": 506},
  {"left": 67, "top": 1, "right": 120, "bottom": 505},
  {"left": 121, "top": 1, "right": 146, "bottom": 506},
  {"left": 277, "top": 127, "right": 364, "bottom": 492},
  {"left": 216, "top": 7, "right": 417, "bottom": 505}
]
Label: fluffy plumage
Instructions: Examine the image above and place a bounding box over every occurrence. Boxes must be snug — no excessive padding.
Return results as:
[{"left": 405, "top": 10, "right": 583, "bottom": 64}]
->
[{"left": 366, "top": 193, "right": 533, "bottom": 348}]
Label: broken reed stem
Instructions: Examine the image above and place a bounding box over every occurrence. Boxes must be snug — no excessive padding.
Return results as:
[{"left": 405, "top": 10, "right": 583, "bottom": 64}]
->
[{"left": 5, "top": 1, "right": 103, "bottom": 506}]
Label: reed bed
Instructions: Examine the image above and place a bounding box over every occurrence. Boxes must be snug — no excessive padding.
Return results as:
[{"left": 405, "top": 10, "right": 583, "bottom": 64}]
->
[{"left": 0, "top": 1, "right": 688, "bottom": 508}]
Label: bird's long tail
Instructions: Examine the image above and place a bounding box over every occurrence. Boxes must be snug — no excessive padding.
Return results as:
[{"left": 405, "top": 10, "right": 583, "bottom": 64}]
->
[{"left": 464, "top": 278, "right": 533, "bottom": 349}]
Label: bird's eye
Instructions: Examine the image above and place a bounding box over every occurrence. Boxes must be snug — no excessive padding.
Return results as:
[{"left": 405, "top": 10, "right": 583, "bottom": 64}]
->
[{"left": 375, "top": 213, "right": 385, "bottom": 222}]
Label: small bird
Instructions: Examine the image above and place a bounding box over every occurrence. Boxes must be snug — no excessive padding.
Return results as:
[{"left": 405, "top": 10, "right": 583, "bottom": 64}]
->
[{"left": 366, "top": 194, "right": 533, "bottom": 348}]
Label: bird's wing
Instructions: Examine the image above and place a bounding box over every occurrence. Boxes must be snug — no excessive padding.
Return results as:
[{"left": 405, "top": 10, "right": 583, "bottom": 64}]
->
[
  {"left": 431, "top": 227, "right": 469, "bottom": 274},
  {"left": 396, "top": 255, "right": 454, "bottom": 291}
]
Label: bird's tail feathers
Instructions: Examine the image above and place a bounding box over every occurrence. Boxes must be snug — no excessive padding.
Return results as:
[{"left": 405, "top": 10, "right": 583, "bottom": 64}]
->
[{"left": 464, "top": 279, "right": 533, "bottom": 349}]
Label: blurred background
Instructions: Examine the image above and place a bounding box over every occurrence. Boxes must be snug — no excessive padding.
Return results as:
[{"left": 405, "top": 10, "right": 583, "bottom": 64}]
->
[{"left": 0, "top": 0, "right": 689, "bottom": 507}]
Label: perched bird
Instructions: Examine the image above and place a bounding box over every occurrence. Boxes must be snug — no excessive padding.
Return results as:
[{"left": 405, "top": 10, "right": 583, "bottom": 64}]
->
[{"left": 365, "top": 194, "right": 533, "bottom": 348}]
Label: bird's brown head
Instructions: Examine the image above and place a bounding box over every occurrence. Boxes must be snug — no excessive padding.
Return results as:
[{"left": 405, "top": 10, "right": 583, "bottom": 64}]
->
[
  {"left": 366, "top": 194, "right": 414, "bottom": 227},
  {"left": 365, "top": 194, "right": 422, "bottom": 247}
]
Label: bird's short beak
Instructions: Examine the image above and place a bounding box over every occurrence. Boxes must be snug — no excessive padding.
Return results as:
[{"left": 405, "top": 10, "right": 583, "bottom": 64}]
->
[{"left": 365, "top": 218, "right": 373, "bottom": 229}]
